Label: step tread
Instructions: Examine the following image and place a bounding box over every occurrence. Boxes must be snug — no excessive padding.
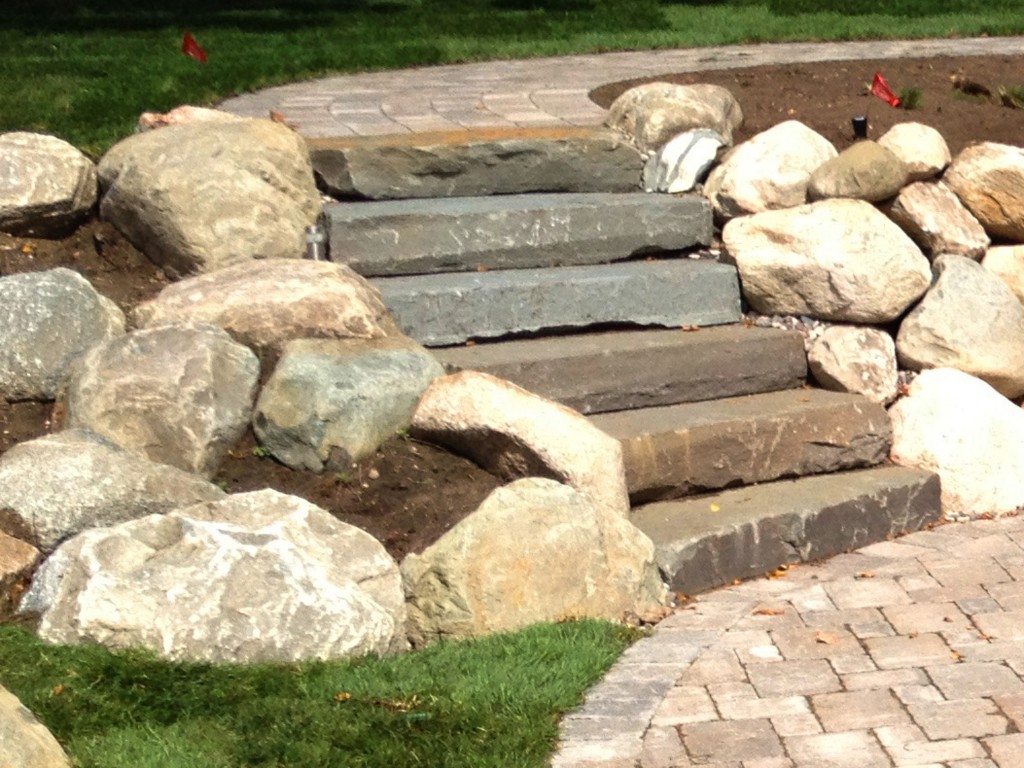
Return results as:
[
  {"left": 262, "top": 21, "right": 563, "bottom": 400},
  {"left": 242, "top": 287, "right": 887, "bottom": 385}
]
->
[
  {"left": 436, "top": 325, "right": 807, "bottom": 414},
  {"left": 590, "top": 389, "right": 892, "bottom": 503},
  {"left": 631, "top": 466, "right": 941, "bottom": 595}
]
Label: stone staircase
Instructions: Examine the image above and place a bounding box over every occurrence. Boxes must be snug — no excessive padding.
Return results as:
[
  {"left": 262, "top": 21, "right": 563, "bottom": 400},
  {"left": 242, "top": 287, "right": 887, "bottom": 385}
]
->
[{"left": 321, "top": 180, "right": 942, "bottom": 599}]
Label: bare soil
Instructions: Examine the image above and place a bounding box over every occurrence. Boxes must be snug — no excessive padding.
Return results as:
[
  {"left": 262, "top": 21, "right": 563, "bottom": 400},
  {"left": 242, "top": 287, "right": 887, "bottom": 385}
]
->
[{"left": 3, "top": 53, "right": 1023, "bottom": 564}]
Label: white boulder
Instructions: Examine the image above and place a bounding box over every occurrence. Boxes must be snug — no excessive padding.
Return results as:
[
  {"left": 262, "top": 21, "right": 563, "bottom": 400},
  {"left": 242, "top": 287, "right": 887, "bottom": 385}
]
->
[{"left": 877, "top": 122, "right": 951, "bottom": 181}]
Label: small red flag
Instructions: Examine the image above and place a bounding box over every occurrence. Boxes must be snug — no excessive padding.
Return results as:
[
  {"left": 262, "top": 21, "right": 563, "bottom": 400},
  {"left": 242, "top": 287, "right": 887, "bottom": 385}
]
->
[
  {"left": 871, "top": 72, "right": 900, "bottom": 108},
  {"left": 181, "top": 32, "right": 208, "bottom": 64}
]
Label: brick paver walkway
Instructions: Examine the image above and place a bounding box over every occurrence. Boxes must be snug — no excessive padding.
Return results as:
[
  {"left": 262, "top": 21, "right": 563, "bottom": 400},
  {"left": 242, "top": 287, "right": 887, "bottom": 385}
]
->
[{"left": 553, "top": 516, "right": 1024, "bottom": 768}]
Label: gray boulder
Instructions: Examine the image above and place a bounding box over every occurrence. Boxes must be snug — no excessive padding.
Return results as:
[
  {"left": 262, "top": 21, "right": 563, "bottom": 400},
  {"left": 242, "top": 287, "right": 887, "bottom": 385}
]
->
[
  {"left": 401, "top": 477, "right": 667, "bottom": 647},
  {"left": 606, "top": 82, "right": 742, "bottom": 152},
  {"left": 97, "top": 119, "right": 321, "bottom": 278},
  {"left": 897, "top": 255, "right": 1024, "bottom": 398},
  {"left": 807, "top": 140, "right": 908, "bottom": 202},
  {"left": 0, "top": 429, "right": 225, "bottom": 553},
  {"left": 254, "top": 336, "right": 444, "bottom": 471},
  {"left": 0, "top": 132, "right": 97, "bottom": 236},
  {"left": 0, "top": 268, "right": 125, "bottom": 401},
  {"left": 132, "top": 259, "right": 399, "bottom": 356},
  {"left": 0, "top": 686, "right": 72, "bottom": 768},
  {"left": 21, "top": 490, "right": 407, "bottom": 663},
  {"left": 64, "top": 324, "right": 259, "bottom": 477}
]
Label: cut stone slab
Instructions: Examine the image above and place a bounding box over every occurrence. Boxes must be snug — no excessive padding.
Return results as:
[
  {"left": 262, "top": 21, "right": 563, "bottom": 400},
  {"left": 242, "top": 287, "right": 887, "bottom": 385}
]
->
[
  {"left": 632, "top": 466, "right": 941, "bottom": 594},
  {"left": 435, "top": 325, "right": 807, "bottom": 415},
  {"left": 308, "top": 127, "right": 643, "bottom": 200},
  {"left": 591, "top": 389, "right": 891, "bottom": 504},
  {"left": 373, "top": 259, "right": 741, "bottom": 347},
  {"left": 325, "top": 193, "right": 712, "bottom": 277}
]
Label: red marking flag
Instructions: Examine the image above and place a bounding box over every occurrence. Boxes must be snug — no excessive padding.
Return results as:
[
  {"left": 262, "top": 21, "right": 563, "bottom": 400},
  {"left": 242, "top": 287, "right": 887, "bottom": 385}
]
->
[
  {"left": 871, "top": 72, "right": 900, "bottom": 108},
  {"left": 181, "top": 32, "right": 208, "bottom": 63}
]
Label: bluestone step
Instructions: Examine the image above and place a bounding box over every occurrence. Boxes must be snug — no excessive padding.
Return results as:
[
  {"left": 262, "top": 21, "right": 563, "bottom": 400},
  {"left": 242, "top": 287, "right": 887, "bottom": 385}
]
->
[
  {"left": 436, "top": 325, "right": 807, "bottom": 415},
  {"left": 308, "top": 126, "right": 643, "bottom": 200},
  {"left": 373, "top": 259, "right": 741, "bottom": 347},
  {"left": 590, "top": 389, "right": 891, "bottom": 504},
  {"left": 631, "top": 466, "right": 941, "bottom": 595},
  {"left": 325, "top": 193, "right": 712, "bottom": 277}
]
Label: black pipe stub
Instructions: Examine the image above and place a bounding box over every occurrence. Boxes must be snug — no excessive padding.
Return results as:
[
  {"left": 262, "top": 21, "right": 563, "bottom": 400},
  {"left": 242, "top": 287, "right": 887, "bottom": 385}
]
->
[{"left": 852, "top": 115, "right": 868, "bottom": 139}]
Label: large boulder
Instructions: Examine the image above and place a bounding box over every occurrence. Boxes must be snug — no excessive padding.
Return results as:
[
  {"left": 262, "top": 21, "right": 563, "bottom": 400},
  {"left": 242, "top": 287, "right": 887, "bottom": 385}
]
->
[
  {"left": 704, "top": 121, "right": 836, "bottom": 221},
  {"left": 0, "top": 268, "right": 125, "bottom": 401},
  {"left": 97, "top": 119, "right": 321, "bottom": 278},
  {"left": 411, "top": 371, "right": 629, "bottom": 516},
  {"left": 807, "top": 140, "right": 908, "bottom": 202},
  {"left": 0, "top": 686, "right": 72, "bottom": 768},
  {"left": 0, "top": 132, "right": 97, "bottom": 236},
  {"left": 401, "top": 477, "right": 666, "bottom": 646},
  {"left": 896, "top": 255, "right": 1024, "bottom": 398},
  {"left": 63, "top": 325, "right": 259, "bottom": 477},
  {"left": 131, "top": 259, "right": 398, "bottom": 356},
  {"left": 723, "top": 198, "right": 931, "bottom": 323},
  {"left": 254, "top": 336, "right": 444, "bottom": 471},
  {"left": 0, "top": 430, "right": 226, "bottom": 553},
  {"left": 807, "top": 326, "right": 899, "bottom": 404},
  {"left": 886, "top": 181, "right": 989, "bottom": 260},
  {"left": 605, "top": 82, "right": 742, "bottom": 153},
  {"left": 944, "top": 142, "right": 1024, "bottom": 241},
  {"left": 20, "top": 490, "right": 407, "bottom": 663},
  {"left": 982, "top": 245, "right": 1024, "bottom": 305},
  {"left": 876, "top": 122, "right": 950, "bottom": 182},
  {"left": 890, "top": 368, "right": 1024, "bottom": 517}
]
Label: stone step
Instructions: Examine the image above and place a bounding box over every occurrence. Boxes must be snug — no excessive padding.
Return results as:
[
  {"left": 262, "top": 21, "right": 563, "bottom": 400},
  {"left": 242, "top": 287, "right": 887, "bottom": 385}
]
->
[
  {"left": 436, "top": 325, "right": 807, "bottom": 415},
  {"left": 631, "top": 466, "right": 941, "bottom": 595},
  {"left": 325, "top": 193, "right": 712, "bottom": 277},
  {"left": 308, "top": 126, "right": 643, "bottom": 200},
  {"left": 372, "top": 259, "right": 741, "bottom": 347},
  {"left": 590, "top": 389, "right": 891, "bottom": 504}
]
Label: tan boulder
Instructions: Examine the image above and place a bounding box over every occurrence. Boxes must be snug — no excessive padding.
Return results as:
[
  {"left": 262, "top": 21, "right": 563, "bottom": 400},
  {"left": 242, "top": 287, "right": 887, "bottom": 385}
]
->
[
  {"left": 0, "top": 686, "right": 72, "bottom": 768},
  {"left": 877, "top": 122, "right": 950, "bottom": 181},
  {"left": 807, "top": 140, "right": 908, "bottom": 202},
  {"left": 807, "top": 326, "right": 898, "bottom": 404},
  {"left": 0, "top": 531, "right": 39, "bottom": 615},
  {"left": 886, "top": 181, "right": 989, "bottom": 260},
  {"left": 944, "top": 142, "right": 1024, "bottom": 241},
  {"left": 605, "top": 82, "right": 742, "bottom": 152},
  {"left": 982, "top": 245, "right": 1024, "bottom": 306}
]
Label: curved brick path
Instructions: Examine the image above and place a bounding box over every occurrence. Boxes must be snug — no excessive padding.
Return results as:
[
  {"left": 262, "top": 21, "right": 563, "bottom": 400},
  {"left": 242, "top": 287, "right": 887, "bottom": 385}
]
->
[{"left": 223, "top": 36, "right": 1024, "bottom": 767}]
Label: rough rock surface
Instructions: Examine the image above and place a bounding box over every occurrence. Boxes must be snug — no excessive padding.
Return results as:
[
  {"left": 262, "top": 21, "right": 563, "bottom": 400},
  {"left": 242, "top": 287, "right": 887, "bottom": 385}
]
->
[
  {"left": 132, "top": 259, "right": 399, "bottom": 355},
  {"left": 807, "top": 140, "right": 908, "bottom": 202},
  {"left": 982, "top": 245, "right": 1024, "bottom": 306},
  {"left": 20, "top": 490, "right": 407, "bottom": 662},
  {"left": 0, "top": 685, "right": 72, "bottom": 768},
  {"left": 876, "top": 122, "right": 951, "bottom": 182},
  {"left": 411, "top": 370, "right": 629, "bottom": 516},
  {"left": 807, "top": 326, "right": 899, "bottom": 404},
  {"left": 0, "top": 268, "right": 125, "bottom": 401},
  {"left": 137, "top": 104, "right": 244, "bottom": 132},
  {"left": 401, "top": 477, "right": 666, "bottom": 646},
  {"left": 643, "top": 129, "right": 725, "bottom": 194},
  {"left": 605, "top": 82, "right": 743, "bottom": 153},
  {"left": 0, "top": 430, "right": 226, "bottom": 553},
  {"left": 886, "top": 181, "right": 989, "bottom": 260},
  {"left": 0, "top": 131, "right": 97, "bottom": 236},
  {"left": 0, "top": 531, "right": 39, "bottom": 615},
  {"left": 896, "top": 255, "right": 1024, "bottom": 398},
  {"left": 724, "top": 198, "right": 931, "bottom": 322},
  {"left": 97, "top": 119, "right": 321, "bottom": 278},
  {"left": 64, "top": 324, "right": 259, "bottom": 477},
  {"left": 704, "top": 121, "right": 837, "bottom": 220},
  {"left": 310, "top": 128, "right": 644, "bottom": 200},
  {"left": 889, "top": 368, "right": 1024, "bottom": 516},
  {"left": 254, "top": 336, "right": 444, "bottom": 471},
  {"left": 944, "top": 141, "right": 1024, "bottom": 241}
]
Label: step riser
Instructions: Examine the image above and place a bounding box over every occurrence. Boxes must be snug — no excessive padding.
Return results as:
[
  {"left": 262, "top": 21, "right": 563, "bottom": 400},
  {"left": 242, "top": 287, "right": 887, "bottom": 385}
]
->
[
  {"left": 591, "top": 390, "right": 892, "bottom": 504},
  {"left": 325, "top": 193, "right": 712, "bottom": 277},
  {"left": 374, "top": 260, "right": 741, "bottom": 347},
  {"left": 632, "top": 468, "right": 941, "bottom": 595},
  {"left": 437, "top": 326, "right": 807, "bottom": 415}
]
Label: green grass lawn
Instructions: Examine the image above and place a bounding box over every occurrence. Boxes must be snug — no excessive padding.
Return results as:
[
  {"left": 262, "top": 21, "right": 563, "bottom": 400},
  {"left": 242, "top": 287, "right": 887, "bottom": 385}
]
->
[
  {"left": 3, "top": 0, "right": 1024, "bottom": 155},
  {"left": 0, "top": 619, "right": 642, "bottom": 767}
]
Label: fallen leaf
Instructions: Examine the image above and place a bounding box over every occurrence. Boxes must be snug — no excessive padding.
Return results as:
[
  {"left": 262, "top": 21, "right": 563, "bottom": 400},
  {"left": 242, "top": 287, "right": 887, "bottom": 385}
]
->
[
  {"left": 709, "top": 503, "right": 720, "bottom": 512},
  {"left": 815, "top": 631, "right": 840, "bottom": 645},
  {"left": 52, "top": 684, "right": 64, "bottom": 696},
  {"left": 333, "top": 691, "right": 352, "bottom": 702},
  {"left": 681, "top": 325, "right": 700, "bottom": 332},
  {"left": 951, "top": 650, "right": 965, "bottom": 662},
  {"left": 753, "top": 607, "right": 786, "bottom": 616},
  {"left": 855, "top": 571, "right": 875, "bottom": 579}
]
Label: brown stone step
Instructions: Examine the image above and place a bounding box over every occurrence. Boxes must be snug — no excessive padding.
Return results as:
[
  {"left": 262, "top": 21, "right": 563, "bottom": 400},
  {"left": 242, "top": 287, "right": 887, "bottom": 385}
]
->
[{"left": 590, "top": 389, "right": 891, "bottom": 504}]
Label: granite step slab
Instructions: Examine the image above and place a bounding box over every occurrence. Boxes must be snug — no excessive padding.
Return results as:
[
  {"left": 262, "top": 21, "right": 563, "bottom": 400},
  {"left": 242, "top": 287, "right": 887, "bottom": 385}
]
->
[
  {"left": 590, "top": 389, "right": 891, "bottom": 504},
  {"left": 436, "top": 325, "right": 806, "bottom": 415},
  {"left": 308, "top": 126, "right": 643, "bottom": 200},
  {"left": 372, "top": 259, "right": 741, "bottom": 347},
  {"left": 324, "top": 193, "right": 712, "bottom": 277},
  {"left": 631, "top": 466, "right": 941, "bottom": 595}
]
